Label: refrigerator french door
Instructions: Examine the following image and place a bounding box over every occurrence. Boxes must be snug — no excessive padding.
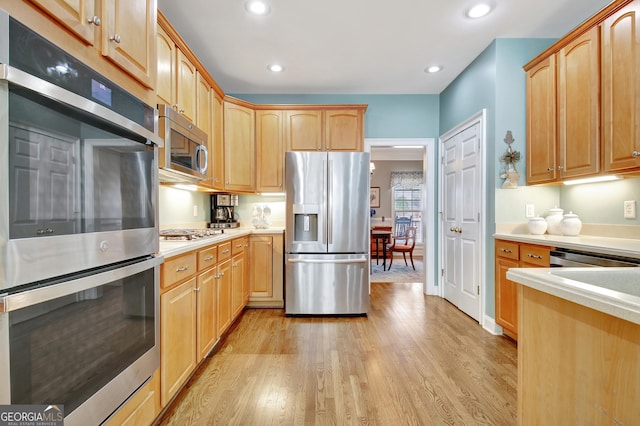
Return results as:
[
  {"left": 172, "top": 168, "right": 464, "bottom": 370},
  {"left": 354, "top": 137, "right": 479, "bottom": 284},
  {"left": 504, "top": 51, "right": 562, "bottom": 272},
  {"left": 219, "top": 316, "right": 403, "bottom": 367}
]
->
[{"left": 285, "top": 151, "right": 370, "bottom": 315}]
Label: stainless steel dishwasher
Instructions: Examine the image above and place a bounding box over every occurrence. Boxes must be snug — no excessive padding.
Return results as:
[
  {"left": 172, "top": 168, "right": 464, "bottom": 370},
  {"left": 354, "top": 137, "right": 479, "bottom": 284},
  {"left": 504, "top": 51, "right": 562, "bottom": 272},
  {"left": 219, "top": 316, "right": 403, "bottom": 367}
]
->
[{"left": 550, "top": 248, "right": 640, "bottom": 268}]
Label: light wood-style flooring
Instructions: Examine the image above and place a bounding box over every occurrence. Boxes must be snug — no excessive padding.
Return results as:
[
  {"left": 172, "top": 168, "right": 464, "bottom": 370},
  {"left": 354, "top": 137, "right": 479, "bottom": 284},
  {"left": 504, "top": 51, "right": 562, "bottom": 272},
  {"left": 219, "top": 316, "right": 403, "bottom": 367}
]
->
[{"left": 157, "top": 282, "right": 517, "bottom": 425}]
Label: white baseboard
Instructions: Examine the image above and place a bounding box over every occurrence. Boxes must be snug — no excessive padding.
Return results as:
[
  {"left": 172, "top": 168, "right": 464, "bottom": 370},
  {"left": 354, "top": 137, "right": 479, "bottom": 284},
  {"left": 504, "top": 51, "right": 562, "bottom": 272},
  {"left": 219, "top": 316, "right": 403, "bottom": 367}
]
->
[{"left": 482, "top": 315, "right": 504, "bottom": 335}]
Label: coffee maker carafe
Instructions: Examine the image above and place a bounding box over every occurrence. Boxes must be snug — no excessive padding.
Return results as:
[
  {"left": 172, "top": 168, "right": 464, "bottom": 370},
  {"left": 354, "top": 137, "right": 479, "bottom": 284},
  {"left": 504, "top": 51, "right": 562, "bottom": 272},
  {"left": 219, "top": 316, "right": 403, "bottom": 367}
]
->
[{"left": 211, "top": 193, "right": 239, "bottom": 228}]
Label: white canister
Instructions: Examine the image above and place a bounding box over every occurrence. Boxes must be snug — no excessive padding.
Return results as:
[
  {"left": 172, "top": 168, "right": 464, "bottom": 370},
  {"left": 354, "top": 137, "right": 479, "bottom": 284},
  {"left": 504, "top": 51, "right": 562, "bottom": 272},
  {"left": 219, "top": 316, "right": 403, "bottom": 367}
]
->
[
  {"left": 527, "top": 217, "right": 548, "bottom": 235},
  {"left": 561, "top": 211, "right": 582, "bottom": 236},
  {"left": 545, "top": 206, "right": 564, "bottom": 235}
]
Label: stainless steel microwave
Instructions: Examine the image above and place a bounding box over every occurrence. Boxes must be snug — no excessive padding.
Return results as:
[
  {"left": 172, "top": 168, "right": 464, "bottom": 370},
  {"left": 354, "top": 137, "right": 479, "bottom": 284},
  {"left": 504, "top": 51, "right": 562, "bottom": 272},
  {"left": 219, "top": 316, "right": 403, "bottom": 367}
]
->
[{"left": 157, "top": 104, "right": 209, "bottom": 183}]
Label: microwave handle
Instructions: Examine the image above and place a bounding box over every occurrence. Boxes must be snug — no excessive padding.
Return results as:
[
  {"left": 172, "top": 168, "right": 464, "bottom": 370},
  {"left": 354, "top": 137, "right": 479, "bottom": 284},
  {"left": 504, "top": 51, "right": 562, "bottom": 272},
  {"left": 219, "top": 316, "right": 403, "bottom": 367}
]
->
[
  {"left": 0, "top": 64, "right": 163, "bottom": 147},
  {"left": 195, "top": 144, "right": 209, "bottom": 174},
  {"left": 0, "top": 256, "right": 163, "bottom": 313}
]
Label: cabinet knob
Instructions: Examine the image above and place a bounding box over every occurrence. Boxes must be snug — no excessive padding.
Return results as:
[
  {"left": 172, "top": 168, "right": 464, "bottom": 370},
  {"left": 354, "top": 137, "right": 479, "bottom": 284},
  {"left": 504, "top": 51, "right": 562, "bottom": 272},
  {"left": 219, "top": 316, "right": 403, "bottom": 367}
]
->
[
  {"left": 176, "top": 265, "right": 189, "bottom": 272},
  {"left": 557, "top": 166, "right": 564, "bottom": 170},
  {"left": 194, "top": 287, "right": 201, "bottom": 292},
  {"left": 88, "top": 16, "right": 101, "bottom": 26},
  {"left": 501, "top": 248, "right": 512, "bottom": 253},
  {"left": 633, "top": 151, "right": 640, "bottom": 158},
  {"left": 527, "top": 254, "right": 543, "bottom": 259},
  {"left": 109, "top": 34, "right": 121, "bottom": 43},
  {"left": 547, "top": 167, "right": 554, "bottom": 172}
]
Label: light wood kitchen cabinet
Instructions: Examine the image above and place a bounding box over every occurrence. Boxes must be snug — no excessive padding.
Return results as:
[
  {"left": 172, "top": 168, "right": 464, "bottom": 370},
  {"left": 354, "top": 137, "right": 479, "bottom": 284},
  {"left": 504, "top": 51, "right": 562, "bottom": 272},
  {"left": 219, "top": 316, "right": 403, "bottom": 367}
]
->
[
  {"left": 525, "top": 0, "right": 640, "bottom": 183},
  {"left": 556, "top": 26, "right": 600, "bottom": 180},
  {"left": 324, "top": 109, "right": 364, "bottom": 151},
  {"left": 602, "top": 1, "right": 640, "bottom": 173},
  {"left": 160, "top": 276, "right": 197, "bottom": 407},
  {"left": 210, "top": 93, "right": 225, "bottom": 190},
  {"left": 249, "top": 233, "right": 284, "bottom": 308},
  {"left": 156, "top": 24, "right": 175, "bottom": 107},
  {"left": 27, "top": 0, "right": 97, "bottom": 45},
  {"left": 18, "top": 0, "right": 156, "bottom": 91},
  {"left": 518, "top": 285, "right": 640, "bottom": 424},
  {"left": 525, "top": 56, "right": 557, "bottom": 184},
  {"left": 231, "top": 237, "right": 248, "bottom": 318},
  {"left": 285, "top": 110, "right": 324, "bottom": 151},
  {"left": 176, "top": 50, "right": 197, "bottom": 123},
  {"left": 526, "top": 30, "right": 600, "bottom": 184},
  {"left": 285, "top": 108, "right": 365, "bottom": 152},
  {"left": 101, "top": 0, "right": 156, "bottom": 88},
  {"left": 104, "top": 370, "right": 160, "bottom": 426},
  {"left": 196, "top": 267, "right": 217, "bottom": 363},
  {"left": 494, "top": 239, "right": 553, "bottom": 340},
  {"left": 495, "top": 240, "right": 520, "bottom": 339},
  {"left": 224, "top": 100, "right": 255, "bottom": 192},
  {"left": 256, "top": 110, "right": 285, "bottom": 192},
  {"left": 216, "top": 257, "right": 233, "bottom": 336}
]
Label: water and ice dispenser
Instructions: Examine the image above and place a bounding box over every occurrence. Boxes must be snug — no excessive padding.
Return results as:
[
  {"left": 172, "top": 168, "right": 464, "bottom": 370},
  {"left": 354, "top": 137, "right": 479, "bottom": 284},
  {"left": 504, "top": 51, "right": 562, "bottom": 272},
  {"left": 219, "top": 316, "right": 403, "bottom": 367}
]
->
[{"left": 293, "top": 205, "right": 320, "bottom": 242}]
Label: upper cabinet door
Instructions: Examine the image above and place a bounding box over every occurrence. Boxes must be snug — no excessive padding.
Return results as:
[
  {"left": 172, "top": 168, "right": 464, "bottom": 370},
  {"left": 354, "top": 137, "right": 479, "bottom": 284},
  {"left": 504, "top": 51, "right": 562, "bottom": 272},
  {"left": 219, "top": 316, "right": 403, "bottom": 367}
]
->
[
  {"left": 101, "top": 0, "right": 156, "bottom": 89},
  {"left": 557, "top": 26, "right": 600, "bottom": 180},
  {"left": 324, "top": 109, "right": 363, "bottom": 151},
  {"left": 28, "top": 0, "right": 97, "bottom": 45},
  {"left": 156, "top": 25, "right": 176, "bottom": 107},
  {"left": 602, "top": 2, "right": 640, "bottom": 173},
  {"left": 526, "top": 56, "right": 557, "bottom": 185},
  {"left": 176, "top": 50, "right": 197, "bottom": 123},
  {"left": 256, "top": 110, "right": 284, "bottom": 192},
  {"left": 285, "top": 110, "right": 323, "bottom": 151},
  {"left": 210, "top": 93, "right": 225, "bottom": 190},
  {"left": 224, "top": 101, "right": 255, "bottom": 192}
]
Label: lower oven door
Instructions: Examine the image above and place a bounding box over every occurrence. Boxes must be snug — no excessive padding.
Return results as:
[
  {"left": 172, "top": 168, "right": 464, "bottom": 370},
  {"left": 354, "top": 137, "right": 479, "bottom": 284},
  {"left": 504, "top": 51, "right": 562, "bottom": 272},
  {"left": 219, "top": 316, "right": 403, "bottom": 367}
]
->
[{"left": 0, "top": 255, "right": 162, "bottom": 426}]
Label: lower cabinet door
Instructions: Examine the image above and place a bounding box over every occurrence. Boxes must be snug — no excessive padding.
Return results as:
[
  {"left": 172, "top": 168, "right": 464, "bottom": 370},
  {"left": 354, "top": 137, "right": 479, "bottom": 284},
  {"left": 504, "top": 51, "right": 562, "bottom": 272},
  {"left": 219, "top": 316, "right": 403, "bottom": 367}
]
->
[
  {"left": 495, "top": 257, "right": 519, "bottom": 338},
  {"left": 160, "top": 277, "right": 197, "bottom": 407}
]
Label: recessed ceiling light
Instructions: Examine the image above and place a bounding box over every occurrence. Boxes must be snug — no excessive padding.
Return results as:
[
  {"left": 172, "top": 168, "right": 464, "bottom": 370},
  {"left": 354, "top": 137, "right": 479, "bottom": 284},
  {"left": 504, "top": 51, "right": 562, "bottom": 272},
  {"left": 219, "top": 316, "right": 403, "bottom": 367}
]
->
[
  {"left": 466, "top": 3, "right": 492, "bottom": 19},
  {"left": 245, "top": 0, "right": 270, "bottom": 15},
  {"left": 267, "top": 64, "right": 284, "bottom": 72},
  {"left": 425, "top": 65, "right": 442, "bottom": 74}
]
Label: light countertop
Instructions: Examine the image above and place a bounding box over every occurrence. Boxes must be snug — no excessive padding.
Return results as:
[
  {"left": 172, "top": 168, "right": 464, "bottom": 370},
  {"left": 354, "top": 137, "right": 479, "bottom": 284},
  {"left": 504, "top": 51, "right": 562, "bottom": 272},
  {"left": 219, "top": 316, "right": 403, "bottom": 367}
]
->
[
  {"left": 158, "top": 227, "right": 284, "bottom": 258},
  {"left": 493, "top": 232, "right": 640, "bottom": 260},
  {"left": 507, "top": 267, "right": 640, "bottom": 326}
]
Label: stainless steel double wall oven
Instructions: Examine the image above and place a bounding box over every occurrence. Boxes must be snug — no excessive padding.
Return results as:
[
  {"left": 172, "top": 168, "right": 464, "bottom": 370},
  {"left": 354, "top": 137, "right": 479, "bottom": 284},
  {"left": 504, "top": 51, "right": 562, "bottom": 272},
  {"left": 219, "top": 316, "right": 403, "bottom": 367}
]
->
[{"left": 0, "top": 10, "right": 163, "bottom": 425}]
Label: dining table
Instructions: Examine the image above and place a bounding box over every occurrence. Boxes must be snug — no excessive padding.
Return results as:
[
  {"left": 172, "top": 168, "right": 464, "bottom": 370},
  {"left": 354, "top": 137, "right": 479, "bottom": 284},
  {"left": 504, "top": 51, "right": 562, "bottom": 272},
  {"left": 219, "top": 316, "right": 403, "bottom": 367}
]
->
[{"left": 371, "top": 229, "right": 393, "bottom": 271}]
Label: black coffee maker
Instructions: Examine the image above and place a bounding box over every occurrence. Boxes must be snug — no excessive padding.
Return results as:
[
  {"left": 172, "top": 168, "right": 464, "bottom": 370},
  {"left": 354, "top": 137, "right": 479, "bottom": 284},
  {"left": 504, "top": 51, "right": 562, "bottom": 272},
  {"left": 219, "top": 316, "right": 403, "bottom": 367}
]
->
[{"left": 211, "top": 193, "right": 239, "bottom": 228}]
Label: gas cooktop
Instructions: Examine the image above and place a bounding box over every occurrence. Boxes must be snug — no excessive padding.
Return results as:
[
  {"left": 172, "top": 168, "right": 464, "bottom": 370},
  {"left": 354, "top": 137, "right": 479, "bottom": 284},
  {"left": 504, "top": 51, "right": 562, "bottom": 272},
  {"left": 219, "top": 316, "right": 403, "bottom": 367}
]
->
[{"left": 160, "top": 228, "right": 224, "bottom": 241}]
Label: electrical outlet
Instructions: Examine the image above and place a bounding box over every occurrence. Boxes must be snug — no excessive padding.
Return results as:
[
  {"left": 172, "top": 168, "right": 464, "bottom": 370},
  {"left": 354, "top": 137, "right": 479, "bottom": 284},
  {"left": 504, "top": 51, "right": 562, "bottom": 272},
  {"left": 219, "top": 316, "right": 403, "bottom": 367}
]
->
[
  {"left": 193, "top": 205, "right": 198, "bottom": 217},
  {"left": 525, "top": 204, "right": 535, "bottom": 218},
  {"left": 624, "top": 200, "right": 636, "bottom": 219}
]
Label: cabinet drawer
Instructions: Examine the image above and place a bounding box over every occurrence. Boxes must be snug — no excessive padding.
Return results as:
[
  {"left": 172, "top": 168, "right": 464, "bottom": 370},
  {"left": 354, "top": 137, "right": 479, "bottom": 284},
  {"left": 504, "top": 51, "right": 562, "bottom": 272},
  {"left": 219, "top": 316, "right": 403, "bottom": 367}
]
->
[
  {"left": 232, "top": 237, "right": 248, "bottom": 255},
  {"left": 161, "top": 252, "right": 197, "bottom": 289},
  {"left": 496, "top": 240, "right": 520, "bottom": 261},
  {"left": 218, "top": 241, "right": 232, "bottom": 261},
  {"left": 520, "top": 244, "right": 551, "bottom": 267},
  {"left": 198, "top": 246, "right": 218, "bottom": 271}
]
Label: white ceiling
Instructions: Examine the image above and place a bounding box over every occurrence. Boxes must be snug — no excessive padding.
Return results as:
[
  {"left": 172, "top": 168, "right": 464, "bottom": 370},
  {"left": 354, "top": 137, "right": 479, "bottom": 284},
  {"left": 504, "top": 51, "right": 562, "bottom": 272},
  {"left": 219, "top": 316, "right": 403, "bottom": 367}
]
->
[{"left": 157, "top": 0, "right": 612, "bottom": 95}]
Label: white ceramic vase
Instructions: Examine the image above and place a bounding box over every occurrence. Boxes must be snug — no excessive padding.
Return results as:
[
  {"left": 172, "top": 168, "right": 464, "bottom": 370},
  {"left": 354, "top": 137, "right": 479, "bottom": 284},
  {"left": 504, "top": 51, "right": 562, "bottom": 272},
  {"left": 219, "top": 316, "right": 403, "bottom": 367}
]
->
[
  {"left": 545, "top": 206, "right": 564, "bottom": 235},
  {"left": 561, "top": 211, "right": 582, "bottom": 236},
  {"left": 527, "top": 217, "right": 548, "bottom": 235}
]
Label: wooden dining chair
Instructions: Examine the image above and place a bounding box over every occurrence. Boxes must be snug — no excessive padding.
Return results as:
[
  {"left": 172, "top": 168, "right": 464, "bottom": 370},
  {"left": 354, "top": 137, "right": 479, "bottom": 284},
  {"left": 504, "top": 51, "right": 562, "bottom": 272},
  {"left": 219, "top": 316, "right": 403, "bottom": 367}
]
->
[{"left": 387, "top": 226, "right": 417, "bottom": 270}]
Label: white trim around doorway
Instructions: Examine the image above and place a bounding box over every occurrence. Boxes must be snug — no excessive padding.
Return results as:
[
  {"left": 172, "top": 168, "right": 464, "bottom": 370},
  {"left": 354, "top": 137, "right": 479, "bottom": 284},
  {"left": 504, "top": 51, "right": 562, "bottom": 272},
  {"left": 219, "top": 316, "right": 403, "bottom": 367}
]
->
[{"left": 364, "top": 138, "right": 437, "bottom": 296}]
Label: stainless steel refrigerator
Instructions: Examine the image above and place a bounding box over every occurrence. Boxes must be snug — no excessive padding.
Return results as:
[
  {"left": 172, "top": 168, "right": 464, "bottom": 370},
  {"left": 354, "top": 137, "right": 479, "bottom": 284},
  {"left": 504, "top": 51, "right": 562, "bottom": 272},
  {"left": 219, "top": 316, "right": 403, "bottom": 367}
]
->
[{"left": 285, "top": 151, "right": 370, "bottom": 315}]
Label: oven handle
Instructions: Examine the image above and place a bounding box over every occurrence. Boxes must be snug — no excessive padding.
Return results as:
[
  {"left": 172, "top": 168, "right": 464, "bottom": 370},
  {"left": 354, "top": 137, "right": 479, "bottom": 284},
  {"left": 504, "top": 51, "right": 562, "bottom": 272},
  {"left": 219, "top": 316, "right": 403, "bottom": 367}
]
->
[
  {"left": 0, "top": 256, "right": 163, "bottom": 313},
  {"left": 0, "top": 64, "right": 163, "bottom": 147}
]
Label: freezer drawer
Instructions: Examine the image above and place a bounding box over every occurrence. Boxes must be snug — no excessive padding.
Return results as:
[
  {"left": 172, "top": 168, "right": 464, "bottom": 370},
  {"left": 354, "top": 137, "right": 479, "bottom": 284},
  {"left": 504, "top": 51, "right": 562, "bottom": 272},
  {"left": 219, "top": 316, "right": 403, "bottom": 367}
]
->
[{"left": 285, "top": 254, "right": 369, "bottom": 315}]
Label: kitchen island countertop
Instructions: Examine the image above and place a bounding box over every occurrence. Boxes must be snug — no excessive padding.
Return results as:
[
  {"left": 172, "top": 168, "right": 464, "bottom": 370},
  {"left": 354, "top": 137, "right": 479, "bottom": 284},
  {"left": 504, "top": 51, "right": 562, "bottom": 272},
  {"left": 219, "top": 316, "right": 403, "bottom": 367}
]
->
[
  {"left": 158, "top": 227, "right": 284, "bottom": 258},
  {"left": 507, "top": 266, "right": 640, "bottom": 325}
]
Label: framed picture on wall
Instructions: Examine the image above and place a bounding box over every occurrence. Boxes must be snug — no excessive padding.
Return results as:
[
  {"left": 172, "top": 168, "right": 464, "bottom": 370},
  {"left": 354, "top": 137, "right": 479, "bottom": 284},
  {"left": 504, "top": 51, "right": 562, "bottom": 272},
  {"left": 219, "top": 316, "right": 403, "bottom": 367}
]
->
[{"left": 370, "top": 187, "right": 380, "bottom": 208}]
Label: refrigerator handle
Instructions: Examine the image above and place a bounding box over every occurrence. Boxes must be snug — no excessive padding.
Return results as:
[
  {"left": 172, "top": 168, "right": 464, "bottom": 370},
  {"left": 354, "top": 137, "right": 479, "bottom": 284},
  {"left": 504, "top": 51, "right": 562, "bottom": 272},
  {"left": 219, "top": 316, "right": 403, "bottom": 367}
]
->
[
  {"left": 327, "top": 159, "right": 333, "bottom": 245},
  {"left": 287, "top": 257, "right": 368, "bottom": 264}
]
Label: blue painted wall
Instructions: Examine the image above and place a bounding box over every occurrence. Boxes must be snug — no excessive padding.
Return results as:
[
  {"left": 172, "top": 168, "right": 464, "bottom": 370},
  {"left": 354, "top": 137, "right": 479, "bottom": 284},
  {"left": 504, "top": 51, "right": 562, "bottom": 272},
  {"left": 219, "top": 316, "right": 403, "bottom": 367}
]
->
[
  {"left": 438, "top": 38, "right": 555, "bottom": 319},
  {"left": 230, "top": 94, "right": 440, "bottom": 139}
]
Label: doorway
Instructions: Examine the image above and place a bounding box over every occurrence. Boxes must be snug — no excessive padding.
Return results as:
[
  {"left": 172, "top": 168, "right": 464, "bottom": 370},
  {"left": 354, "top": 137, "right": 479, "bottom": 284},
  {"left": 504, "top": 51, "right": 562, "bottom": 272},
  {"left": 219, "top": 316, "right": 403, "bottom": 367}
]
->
[{"left": 364, "top": 138, "right": 436, "bottom": 294}]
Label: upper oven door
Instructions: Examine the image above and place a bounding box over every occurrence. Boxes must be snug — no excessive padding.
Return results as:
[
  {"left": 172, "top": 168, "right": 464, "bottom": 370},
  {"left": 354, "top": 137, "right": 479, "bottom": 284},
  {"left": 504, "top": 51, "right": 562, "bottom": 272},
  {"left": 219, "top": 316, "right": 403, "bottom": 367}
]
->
[{"left": 0, "top": 65, "right": 161, "bottom": 290}]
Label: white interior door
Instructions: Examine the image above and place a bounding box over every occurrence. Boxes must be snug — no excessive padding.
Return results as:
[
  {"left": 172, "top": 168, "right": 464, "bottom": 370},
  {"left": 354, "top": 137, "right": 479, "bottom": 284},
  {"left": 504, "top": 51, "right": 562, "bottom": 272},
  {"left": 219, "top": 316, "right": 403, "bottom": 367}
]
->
[{"left": 441, "top": 120, "right": 482, "bottom": 322}]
